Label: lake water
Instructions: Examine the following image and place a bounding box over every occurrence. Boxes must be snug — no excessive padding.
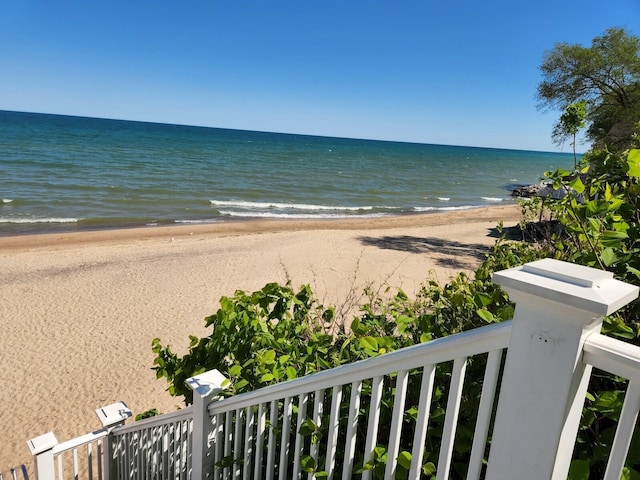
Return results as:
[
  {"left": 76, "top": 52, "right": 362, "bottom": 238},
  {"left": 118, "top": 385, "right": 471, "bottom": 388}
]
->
[{"left": 0, "top": 110, "right": 573, "bottom": 235}]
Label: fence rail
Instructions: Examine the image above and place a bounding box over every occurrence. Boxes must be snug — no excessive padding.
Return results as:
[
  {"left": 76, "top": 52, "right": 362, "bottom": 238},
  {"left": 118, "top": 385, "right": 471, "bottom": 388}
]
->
[
  {"left": 25, "top": 259, "right": 640, "bottom": 480},
  {"left": 582, "top": 333, "right": 640, "bottom": 480},
  {"left": 207, "top": 321, "right": 511, "bottom": 480},
  {"left": 109, "top": 406, "right": 194, "bottom": 480}
]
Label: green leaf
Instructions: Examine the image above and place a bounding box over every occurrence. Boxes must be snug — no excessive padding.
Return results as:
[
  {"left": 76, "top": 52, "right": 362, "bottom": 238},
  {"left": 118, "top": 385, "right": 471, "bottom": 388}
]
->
[
  {"left": 350, "top": 317, "right": 368, "bottom": 336},
  {"left": 360, "top": 336, "right": 379, "bottom": 352},
  {"left": 260, "top": 373, "right": 274, "bottom": 382},
  {"left": 476, "top": 309, "right": 495, "bottom": 322},
  {"left": 300, "top": 455, "right": 315, "bottom": 473},
  {"left": 569, "top": 176, "right": 585, "bottom": 194},
  {"left": 602, "top": 229, "right": 628, "bottom": 240},
  {"left": 587, "top": 217, "right": 601, "bottom": 232},
  {"left": 600, "top": 248, "right": 618, "bottom": 267},
  {"left": 422, "top": 462, "right": 437, "bottom": 475},
  {"left": 568, "top": 459, "right": 590, "bottom": 480},
  {"left": 397, "top": 451, "right": 412, "bottom": 470},
  {"left": 373, "top": 446, "right": 387, "bottom": 460},
  {"left": 627, "top": 149, "right": 640, "bottom": 178},
  {"left": 586, "top": 199, "right": 609, "bottom": 215},
  {"left": 278, "top": 354, "right": 290, "bottom": 365},
  {"left": 228, "top": 364, "right": 242, "bottom": 376},
  {"left": 298, "top": 418, "right": 317, "bottom": 437},
  {"left": 473, "top": 292, "right": 493, "bottom": 307},
  {"left": 626, "top": 265, "right": 640, "bottom": 280},
  {"left": 262, "top": 349, "right": 276, "bottom": 365},
  {"left": 621, "top": 466, "right": 640, "bottom": 480},
  {"left": 595, "top": 390, "right": 625, "bottom": 411}
]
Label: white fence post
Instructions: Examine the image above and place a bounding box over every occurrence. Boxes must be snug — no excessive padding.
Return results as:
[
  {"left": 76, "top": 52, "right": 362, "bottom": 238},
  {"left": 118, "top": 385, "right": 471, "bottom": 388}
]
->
[
  {"left": 186, "top": 369, "right": 228, "bottom": 480},
  {"left": 97, "top": 401, "right": 131, "bottom": 480},
  {"left": 27, "top": 432, "right": 58, "bottom": 480},
  {"left": 485, "top": 259, "right": 639, "bottom": 479}
]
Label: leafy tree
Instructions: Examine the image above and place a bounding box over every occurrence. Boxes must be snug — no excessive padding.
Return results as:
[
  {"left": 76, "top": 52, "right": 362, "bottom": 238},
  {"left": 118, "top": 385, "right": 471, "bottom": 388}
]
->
[
  {"left": 554, "top": 101, "right": 586, "bottom": 168},
  {"left": 538, "top": 27, "right": 640, "bottom": 151}
]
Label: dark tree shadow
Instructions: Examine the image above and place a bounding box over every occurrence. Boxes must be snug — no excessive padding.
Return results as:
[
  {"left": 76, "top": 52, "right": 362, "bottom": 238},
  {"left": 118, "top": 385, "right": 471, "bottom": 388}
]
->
[
  {"left": 488, "top": 224, "right": 523, "bottom": 240},
  {"left": 357, "top": 234, "right": 494, "bottom": 270}
]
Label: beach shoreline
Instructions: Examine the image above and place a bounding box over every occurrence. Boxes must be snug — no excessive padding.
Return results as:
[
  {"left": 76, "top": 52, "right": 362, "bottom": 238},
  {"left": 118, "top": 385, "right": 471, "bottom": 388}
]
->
[
  {"left": 0, "top": 204, "right": 520, "bottom": 249},
  {"left": 0, "top": 204, "right": 520, "bottom": 471}
]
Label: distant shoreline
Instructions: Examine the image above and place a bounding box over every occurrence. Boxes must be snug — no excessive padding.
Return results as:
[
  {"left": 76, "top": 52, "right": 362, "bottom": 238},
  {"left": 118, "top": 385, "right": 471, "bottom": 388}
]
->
[
  {"left": 0, "top": 204, "right": 521, "bottom": 249},
  {"left": 0, "top": 200, "right": 523, "bottom": 239}
]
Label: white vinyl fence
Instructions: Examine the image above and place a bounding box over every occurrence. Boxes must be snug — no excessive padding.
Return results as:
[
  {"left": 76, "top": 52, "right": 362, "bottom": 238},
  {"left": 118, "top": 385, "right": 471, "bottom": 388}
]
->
[
  {"left": 26, "top": 259, "right": 640, "bottom": 479},
  {"left": 0, "top": 466, "right": 30, "bottom": 480}
]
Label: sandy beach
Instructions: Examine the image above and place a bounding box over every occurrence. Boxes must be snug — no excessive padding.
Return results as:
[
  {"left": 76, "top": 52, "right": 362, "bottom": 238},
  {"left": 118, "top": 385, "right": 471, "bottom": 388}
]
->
[{"left": 0, "top": 204, "right": 520, "bottom": 470}]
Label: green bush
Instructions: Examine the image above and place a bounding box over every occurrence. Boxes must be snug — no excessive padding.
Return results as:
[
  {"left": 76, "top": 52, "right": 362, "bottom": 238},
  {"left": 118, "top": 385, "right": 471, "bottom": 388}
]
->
[
  {"left": 151, "top": 236, "right": 552, "bottom": 478},
  {"left": 536, "top": 148, "right": 640, "bottom": 478},
  {"left": 152, "top": 282, "right": 340, "bottom": 404}
]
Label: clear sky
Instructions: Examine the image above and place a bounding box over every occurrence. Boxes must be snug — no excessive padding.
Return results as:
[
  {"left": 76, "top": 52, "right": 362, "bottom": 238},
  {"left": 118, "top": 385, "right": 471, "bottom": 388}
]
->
[{"left": 1, "top": 1, "right": 638, "bottom": 152}]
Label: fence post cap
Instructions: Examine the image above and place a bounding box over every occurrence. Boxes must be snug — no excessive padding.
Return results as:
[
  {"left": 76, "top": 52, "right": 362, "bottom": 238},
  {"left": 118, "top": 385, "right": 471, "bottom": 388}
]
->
[
  {"left": 493, "top": 258, "right": 639, "bottom": 317},
  {"left": 96, "top": 401, "right": 132, "bottom": 428},
  {"left": 27, "top": 431, "right": 58, "bottom": 455},
  {"left": 186, "top": 369, "right": 228, "bottom": 398}
]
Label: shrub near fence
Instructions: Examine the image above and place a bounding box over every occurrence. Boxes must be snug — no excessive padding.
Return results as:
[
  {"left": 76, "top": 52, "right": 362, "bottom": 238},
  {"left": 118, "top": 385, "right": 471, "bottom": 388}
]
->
[{"left": 29, "top": 259, "right": 640, "bottom": 480}]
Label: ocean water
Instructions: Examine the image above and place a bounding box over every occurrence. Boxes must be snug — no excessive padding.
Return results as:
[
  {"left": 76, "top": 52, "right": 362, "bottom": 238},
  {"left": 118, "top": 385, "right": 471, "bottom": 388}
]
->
[{"left": 0, "top": 110, "right": 573, "bottom": 235}]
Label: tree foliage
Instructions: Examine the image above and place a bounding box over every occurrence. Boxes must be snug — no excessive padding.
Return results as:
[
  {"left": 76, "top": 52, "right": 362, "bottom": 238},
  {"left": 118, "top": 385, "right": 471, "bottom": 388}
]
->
[
  {"left": 538, "top": 27, "right": 640, "bottom": 150},
  {"left": 542, "top": 146, "right": 640, "bottom": 330},
  {"left": 554, "top": 101, "right": 587, "bottom": 167}
]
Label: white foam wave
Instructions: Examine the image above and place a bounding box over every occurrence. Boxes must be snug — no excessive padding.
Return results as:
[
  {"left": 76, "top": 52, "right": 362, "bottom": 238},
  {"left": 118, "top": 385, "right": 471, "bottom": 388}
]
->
[
  {"left": 2, "top": 199, "right": 13, "bottom": 204},
  {"left": 437, "top": 197, "right": 450, "bottom": 201},
  {"left": 210, "top": 199, "right": 374, "bottom": 212},
  {"left": 0, "top": 217, "right": 79, "bottom": 224},
  {"left": 414, "top": 205, "right": 478, "bottom": 212},
  {"left": 437, "top": 205, "right": 477, "bottom": 211},
  {"left": 174, "top": 219, "right": 223, "bottom": 225},
  {"left": 413, "top": 207, "right": 438, "bottom": 212},
  {"left": 217, "top": 210, "right": 388, "bottom": 220},
  {"left": 481, "top": 197, "right": 503, "bottom": 202}
]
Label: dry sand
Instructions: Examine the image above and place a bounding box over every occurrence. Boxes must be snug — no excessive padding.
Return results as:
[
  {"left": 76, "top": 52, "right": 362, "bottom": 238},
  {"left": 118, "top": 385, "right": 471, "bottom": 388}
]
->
[{"left": 0, "top": 204, "right": 520, "bottom": 470}]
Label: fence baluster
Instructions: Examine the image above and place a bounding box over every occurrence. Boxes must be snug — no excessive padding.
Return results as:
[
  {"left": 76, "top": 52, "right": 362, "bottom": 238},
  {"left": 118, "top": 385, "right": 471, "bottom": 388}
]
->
[
  {"left": 277, "top": 397, "right": 293, "bottom": 480},
  {"left": 254, "top": 403, "right": 266, "bottom": 480},
  {"left": 308, "top": 389, "right": 324, "bottom": 480},
  {"left": 341, "top": 381, "right": 362, "bottom": 480},
  {"left": 265, "top": 401, "right": 278, "bottom": 480},
  {"left": 408, "top": 365, "right": 436, "bottom": 480},
  {"left": 467, "top": 349, "right": 503, "bottom": 480},
  {"left": 324, "top": 386, "right": 343, "bottom": 480},
  {"left": 361, "top": 376, "right": 383, "bottom": 480},
  {"left": 384, "top": 370, "right": 409, "bottom": 480},
  {"left": 291, "top": 394, "right": 309, "bottom": 480}
]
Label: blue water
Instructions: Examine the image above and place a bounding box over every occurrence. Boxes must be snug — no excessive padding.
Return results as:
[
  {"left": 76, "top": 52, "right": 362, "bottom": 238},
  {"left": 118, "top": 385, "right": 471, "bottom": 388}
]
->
[{"left": 0, "top": 110, "right": 573, "bottom": 235}]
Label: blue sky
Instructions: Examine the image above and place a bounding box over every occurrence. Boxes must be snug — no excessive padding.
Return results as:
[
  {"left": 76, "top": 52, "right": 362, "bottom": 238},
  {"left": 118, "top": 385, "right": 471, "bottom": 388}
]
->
[{"left": 1, "top": 1, "right": 638, "bottom": 152}]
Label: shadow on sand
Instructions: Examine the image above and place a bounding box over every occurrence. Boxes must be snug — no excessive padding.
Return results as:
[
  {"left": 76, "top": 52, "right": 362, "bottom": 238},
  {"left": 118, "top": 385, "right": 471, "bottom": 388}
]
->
[{"left": 357, "top": 232, "right": 496, "bottom": 270}]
